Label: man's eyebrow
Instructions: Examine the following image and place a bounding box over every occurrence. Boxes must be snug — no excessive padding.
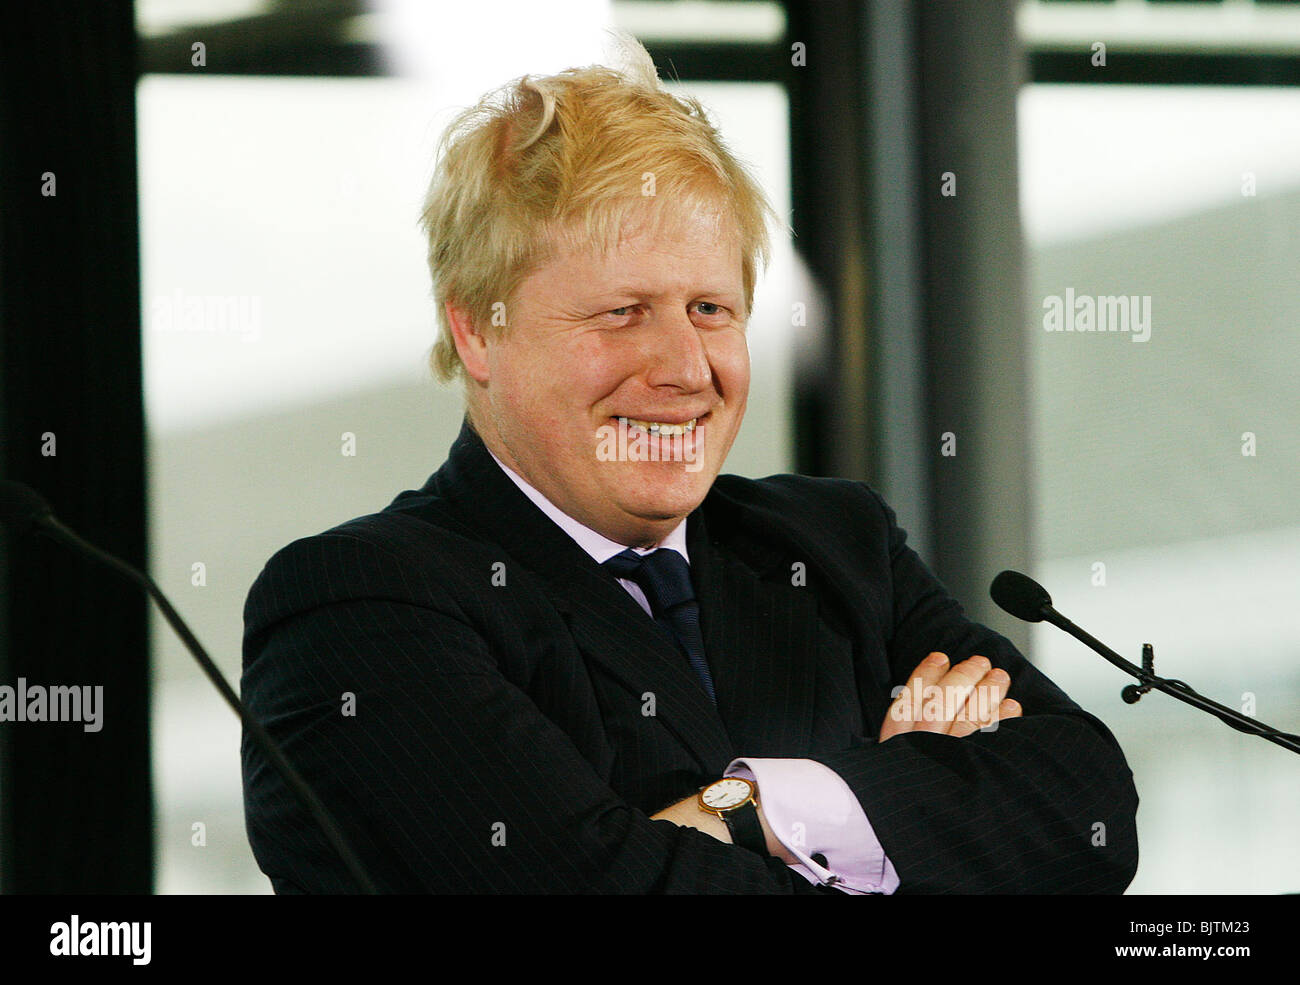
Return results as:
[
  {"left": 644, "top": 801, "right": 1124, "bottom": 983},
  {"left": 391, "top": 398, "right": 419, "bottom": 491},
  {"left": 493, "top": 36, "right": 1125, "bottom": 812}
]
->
[{"left": 586, "top": 284, "right": 743, "bottom": 300}]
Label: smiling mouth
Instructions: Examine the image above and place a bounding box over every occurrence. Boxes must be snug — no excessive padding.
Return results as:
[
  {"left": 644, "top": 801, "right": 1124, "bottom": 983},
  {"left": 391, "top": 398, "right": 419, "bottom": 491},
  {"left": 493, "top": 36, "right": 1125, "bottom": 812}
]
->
[{"left": 613, "top": 412, "right": 709, "bottom": 436}]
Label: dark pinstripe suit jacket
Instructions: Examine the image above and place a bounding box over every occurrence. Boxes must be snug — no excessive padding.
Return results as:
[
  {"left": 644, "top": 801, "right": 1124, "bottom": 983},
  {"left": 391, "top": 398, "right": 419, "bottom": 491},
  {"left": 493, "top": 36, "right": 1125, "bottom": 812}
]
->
[{"left": 240, "top": 418, "right": 1138, "bottom": 893}]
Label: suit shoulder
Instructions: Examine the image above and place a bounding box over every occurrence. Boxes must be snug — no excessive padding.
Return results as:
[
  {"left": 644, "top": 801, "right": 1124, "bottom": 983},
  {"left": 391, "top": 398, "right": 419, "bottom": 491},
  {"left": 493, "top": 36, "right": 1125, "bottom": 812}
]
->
[
  {"left": 709, "top": 471, "right": 889, "bottom": 529},
  {"left": 242, "top": 493, "right": 489, "bottom": 638},
  {"left": 702, "top": 472, "right": 903, "bottom": 576}
]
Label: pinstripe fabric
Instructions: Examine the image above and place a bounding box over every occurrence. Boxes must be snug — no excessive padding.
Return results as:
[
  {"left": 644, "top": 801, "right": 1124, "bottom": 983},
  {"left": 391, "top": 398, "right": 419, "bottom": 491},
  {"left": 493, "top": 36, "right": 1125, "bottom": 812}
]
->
[
  {"left": 602, "top": 548, "right": 717, "bottom": 704},
  {"left": 240, "top": 417, "right": 1138, "bottom": 893}
]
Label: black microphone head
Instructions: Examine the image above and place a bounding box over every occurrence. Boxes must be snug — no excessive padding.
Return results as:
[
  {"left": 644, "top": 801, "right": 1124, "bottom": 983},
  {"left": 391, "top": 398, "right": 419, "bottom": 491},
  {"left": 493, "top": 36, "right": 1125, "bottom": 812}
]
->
[
  {"left": 0, "top": 480, "right": 55, "bottom": 533},
  {"left": 990, "top": 569, "right": 1053, "bottom": 623}
]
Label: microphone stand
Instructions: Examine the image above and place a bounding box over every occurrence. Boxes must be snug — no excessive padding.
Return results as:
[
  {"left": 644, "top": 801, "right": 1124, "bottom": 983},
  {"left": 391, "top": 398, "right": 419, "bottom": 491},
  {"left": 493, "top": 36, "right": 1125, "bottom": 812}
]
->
[
  {"left": 16, "top": 506, "right": 380, "bottom": 893},
  {"left": 1040, "top": 603, "right": 1300, "bottom": 757}
]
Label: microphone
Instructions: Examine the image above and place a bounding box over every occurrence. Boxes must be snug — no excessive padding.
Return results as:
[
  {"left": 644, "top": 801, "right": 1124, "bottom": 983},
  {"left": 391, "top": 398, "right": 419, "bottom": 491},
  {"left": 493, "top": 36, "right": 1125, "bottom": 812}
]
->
[
  {"left": 0, "top": 479, "right": 55, "bottom": 532},
  {"left": 990, "top": 568, "right": 1300, "bottom": 756},
  {"left": 0, "top": 479, "right": 380, "bottom": 892},
  {"left": 989, "top": 569, "right": 1053, "bottom": 623}
]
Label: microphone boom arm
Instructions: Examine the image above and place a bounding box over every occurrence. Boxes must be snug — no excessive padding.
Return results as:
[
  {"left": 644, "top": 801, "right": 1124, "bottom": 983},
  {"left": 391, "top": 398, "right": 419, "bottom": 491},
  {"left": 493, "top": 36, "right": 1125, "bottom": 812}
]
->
[
  {"left": 21, "top": 507, "right": 381, "bottom": 893},
  {"left": 991, "top": 569, "right": 1300, "bottom": 758}
]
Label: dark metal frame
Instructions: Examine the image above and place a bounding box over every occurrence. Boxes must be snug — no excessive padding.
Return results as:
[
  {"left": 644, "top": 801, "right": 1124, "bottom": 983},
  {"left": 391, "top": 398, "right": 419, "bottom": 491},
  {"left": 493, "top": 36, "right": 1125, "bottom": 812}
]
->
[{"left": 1, "top": 2, "right": 152, "bottom": 893}]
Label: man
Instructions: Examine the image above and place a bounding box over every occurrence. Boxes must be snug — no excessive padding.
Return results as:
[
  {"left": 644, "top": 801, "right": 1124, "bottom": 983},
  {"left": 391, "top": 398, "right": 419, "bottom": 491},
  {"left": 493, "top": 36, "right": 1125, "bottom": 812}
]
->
[{"left": 240, "top": 42, "right": 1138, "bottom": 893}]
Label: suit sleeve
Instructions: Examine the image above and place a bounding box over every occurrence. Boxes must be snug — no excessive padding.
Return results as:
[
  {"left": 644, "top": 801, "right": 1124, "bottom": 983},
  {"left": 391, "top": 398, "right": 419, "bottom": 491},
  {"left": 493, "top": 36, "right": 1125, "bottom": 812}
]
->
[
  {"left": 240, "top": 534, "right": 830, "bottom": 894},
  {"left": 811, "top": 488, "right": 1140, "bottom": 893}
]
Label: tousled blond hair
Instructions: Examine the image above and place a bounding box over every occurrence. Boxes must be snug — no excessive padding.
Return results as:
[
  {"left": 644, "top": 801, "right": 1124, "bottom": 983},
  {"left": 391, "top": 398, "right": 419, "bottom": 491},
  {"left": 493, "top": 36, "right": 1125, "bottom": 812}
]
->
[{"left": 419, "top": 36, "right": 779, "bottom": 384}]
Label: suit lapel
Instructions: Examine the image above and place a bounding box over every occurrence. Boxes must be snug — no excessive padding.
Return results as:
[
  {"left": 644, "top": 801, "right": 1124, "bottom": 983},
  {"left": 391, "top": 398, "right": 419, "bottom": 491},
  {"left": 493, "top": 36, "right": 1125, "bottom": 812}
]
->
[
  {"left": 427, "top": 418, "right": 734, "bottom": 773},
  {"left": 558, "top": 589, "right": 734, "bottom": 772},
  {"left": 689, "top": 507, "right": 820, "bottom": 758}
]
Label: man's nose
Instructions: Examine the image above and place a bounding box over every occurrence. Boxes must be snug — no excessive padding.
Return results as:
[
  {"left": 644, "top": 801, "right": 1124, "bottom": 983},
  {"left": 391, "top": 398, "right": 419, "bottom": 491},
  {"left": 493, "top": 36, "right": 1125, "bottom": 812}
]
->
[{"left": 642, "top": 307, "right": 712, "bottom": 391}]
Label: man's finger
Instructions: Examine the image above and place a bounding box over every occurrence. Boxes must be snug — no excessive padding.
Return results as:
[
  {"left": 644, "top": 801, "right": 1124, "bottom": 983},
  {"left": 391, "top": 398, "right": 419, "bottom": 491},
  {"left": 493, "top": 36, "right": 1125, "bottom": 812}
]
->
[
  {"left": 948, "top": 668, "right": 1012, "bottom": 737},
  {"left": 909, "top": 655, "right": 991, "bottom": 734},
  {"left": 879, "top": 652, "right": 949, "bottom": 742}
]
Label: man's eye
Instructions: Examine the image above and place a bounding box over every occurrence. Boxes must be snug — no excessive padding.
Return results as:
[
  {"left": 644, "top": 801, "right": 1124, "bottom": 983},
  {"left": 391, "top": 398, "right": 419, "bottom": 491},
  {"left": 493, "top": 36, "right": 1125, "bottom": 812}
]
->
[{"left": 603, "top": 303, "right": 726, "bottom": 320}]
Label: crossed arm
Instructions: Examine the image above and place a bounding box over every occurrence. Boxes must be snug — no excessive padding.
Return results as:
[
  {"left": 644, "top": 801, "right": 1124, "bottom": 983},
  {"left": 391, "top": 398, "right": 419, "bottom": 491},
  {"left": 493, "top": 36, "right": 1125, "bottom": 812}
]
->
[
  {"left": 650, "top": 650, "right": 1023, "bottom": 860},
  {"left": 244, "top": 495, "right": 1136, "bottom": 892}
]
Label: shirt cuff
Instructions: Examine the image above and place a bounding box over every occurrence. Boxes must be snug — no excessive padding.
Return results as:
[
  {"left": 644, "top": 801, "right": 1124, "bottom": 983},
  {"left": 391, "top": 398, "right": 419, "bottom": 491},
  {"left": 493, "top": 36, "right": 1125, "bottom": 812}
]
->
[{"left": 726, "top": 758, "right": 900, "bottom": 895}]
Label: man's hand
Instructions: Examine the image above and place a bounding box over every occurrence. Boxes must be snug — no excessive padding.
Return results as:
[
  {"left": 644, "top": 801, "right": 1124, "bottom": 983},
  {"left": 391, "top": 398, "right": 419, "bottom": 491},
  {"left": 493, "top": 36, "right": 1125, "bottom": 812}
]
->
[{"left": 878, "top": 652, "right": 1022, "bottom": 742}]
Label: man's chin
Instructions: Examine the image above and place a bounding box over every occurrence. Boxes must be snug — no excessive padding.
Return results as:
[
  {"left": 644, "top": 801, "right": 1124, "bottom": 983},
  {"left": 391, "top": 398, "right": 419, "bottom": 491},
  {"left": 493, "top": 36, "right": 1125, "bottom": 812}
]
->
[{"left": 619, "top": 490, "right": 710, "bottom": 527}]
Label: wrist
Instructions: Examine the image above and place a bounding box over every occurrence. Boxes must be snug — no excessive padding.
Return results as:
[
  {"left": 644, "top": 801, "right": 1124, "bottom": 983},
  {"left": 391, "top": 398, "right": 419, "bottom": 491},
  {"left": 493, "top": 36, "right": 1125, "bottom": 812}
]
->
[
  {"left": 698, "top": 777, "right": 767, "bottom": 855},
  {"left": 650, "top": 795, "right": 731, "bottom": 842},
  {"left": 697, "top": 803, "right": 733, "bottom": 843},
  {"left": 698, "top": 776, "right": 800, "bottom": 863}
]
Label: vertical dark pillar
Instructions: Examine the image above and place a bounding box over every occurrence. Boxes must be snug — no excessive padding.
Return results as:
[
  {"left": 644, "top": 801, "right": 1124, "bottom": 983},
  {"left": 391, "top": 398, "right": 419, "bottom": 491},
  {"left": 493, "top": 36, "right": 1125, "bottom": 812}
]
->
[
  {"left": 786, "top": 0, "right": 1030, "bottom": 635},
  {"left": 785, "top": 0, "right": 873, "bottom": 482},
  {"left": 860, "top": 0, "right": 933, "bottom": 560},
  {"left": 915, "top": 0, "right": 1031, "bottom": 632},
  {"left": 0, "top": 3, "right": 153, "bottom": 892}
]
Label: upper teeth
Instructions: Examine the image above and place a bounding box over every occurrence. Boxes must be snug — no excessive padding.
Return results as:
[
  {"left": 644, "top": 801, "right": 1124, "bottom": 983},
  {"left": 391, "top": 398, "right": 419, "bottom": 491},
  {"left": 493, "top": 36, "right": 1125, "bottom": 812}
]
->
[{"left": 618, "top": 417, "right": 697, "bottom": 436}]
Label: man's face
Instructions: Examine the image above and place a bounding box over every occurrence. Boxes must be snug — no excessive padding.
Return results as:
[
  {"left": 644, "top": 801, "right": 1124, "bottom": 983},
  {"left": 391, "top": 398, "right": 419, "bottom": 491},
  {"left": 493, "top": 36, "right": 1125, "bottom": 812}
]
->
[{"left": 468, "top": 204, "right": 750, "bottom": 547}]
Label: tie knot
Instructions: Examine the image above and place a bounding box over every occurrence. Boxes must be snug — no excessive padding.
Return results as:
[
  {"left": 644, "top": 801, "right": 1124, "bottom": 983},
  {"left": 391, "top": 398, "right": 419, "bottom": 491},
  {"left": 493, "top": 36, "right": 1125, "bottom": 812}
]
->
[{"left": 602, "top": 548, "right": 695, "bottom": 614}]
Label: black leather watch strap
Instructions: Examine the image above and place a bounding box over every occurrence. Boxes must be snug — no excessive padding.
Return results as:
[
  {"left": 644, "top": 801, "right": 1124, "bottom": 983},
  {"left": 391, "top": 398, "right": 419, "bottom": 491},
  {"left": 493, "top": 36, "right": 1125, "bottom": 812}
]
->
[{"left": 723, "top": 799, "right": 768, "bottom": 856}]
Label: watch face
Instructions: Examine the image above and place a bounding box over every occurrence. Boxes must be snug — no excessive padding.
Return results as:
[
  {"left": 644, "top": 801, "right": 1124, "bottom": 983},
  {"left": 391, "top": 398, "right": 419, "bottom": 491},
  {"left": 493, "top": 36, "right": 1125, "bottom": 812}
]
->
[{"left": 701, "top": 778, "right": 752, "bottom": 811}]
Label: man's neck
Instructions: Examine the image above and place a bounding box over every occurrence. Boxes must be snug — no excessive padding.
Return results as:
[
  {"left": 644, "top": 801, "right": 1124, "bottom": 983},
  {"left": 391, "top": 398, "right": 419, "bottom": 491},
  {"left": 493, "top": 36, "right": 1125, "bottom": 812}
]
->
[
  {"left": 467, "top": 409, "right": 689, "bottom": 551},
  {"left": 484, "top": 444, "right": 689, "bottom": 563}
]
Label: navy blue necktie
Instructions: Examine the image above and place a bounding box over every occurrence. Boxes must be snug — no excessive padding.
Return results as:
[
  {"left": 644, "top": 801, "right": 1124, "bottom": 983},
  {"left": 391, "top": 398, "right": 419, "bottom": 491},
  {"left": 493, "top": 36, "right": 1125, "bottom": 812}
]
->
[{"left": 602, "top": 548, "right": 717, "bottom": 705}]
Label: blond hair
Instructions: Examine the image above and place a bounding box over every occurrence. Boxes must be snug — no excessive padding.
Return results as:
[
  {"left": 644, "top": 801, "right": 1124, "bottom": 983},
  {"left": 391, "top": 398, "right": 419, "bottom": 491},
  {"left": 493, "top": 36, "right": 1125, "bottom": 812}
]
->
[{"left": 419, "top": 36, "right": 779, "bottom": 384}]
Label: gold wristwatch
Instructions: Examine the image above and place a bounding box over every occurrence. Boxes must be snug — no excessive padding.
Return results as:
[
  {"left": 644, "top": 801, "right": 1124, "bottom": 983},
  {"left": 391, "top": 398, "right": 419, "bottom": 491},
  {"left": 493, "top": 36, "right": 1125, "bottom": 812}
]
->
[{"left": 697, "top": 777, "right": 768, "bottom": 856}]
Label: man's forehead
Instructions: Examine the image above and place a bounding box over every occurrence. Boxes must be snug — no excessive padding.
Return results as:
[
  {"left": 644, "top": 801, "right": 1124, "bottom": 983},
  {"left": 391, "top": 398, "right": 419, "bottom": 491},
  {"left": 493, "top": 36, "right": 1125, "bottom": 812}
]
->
[{"left": 547, "top": 200, "right": 738, "bottom": 260}]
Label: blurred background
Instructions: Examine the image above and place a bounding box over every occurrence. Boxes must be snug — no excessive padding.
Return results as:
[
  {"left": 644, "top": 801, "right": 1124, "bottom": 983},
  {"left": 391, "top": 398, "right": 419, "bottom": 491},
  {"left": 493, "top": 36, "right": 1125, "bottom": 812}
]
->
[{"left": 2, "top": 0, "right": 1297, "bottom": 894}]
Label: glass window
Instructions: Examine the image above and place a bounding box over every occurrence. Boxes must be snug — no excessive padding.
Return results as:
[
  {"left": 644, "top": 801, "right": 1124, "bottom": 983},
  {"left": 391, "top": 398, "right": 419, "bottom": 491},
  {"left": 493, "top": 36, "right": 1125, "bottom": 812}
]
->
[{"left": 1018, "top": 83, "right": 1300, "bottom": 893}]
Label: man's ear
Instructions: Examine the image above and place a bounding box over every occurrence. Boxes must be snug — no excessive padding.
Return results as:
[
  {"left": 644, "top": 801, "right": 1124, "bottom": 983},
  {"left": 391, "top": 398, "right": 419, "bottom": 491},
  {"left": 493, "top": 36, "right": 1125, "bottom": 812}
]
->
[{"left": 445, "top": 301, "right": 491, "bottom": 384}]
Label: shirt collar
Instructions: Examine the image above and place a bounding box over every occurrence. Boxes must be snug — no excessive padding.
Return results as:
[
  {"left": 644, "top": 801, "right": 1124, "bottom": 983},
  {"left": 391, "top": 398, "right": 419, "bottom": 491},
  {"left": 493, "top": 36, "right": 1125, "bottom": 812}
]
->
[{"left": 486, "top": 447, "right": 689, "bottom": 565}]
